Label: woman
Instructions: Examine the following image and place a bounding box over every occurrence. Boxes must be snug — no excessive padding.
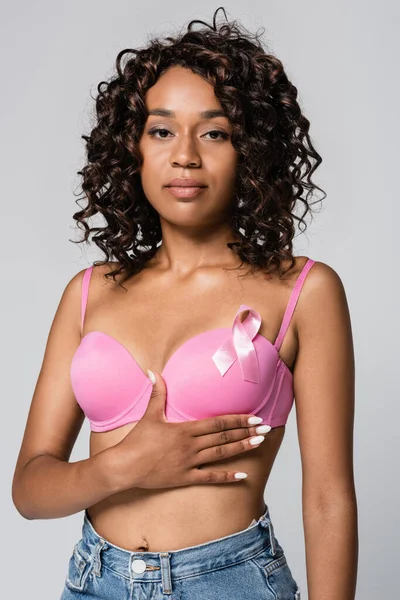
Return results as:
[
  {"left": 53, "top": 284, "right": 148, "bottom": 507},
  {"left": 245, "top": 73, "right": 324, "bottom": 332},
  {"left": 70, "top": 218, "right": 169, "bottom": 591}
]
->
[{"left": 11, "top": 8, "right": 358, "bottom": 600}]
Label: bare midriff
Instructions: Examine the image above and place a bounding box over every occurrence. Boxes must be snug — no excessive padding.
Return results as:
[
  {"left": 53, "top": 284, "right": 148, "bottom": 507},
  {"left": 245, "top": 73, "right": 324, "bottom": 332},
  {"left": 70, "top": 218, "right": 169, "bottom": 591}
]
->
[{"left": 86, "top": 423, "right": 285, "bottom": 552}]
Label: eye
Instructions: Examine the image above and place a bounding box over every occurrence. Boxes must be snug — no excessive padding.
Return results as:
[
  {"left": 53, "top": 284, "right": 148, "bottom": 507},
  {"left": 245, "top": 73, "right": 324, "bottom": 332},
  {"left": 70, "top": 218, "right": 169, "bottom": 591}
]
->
[
  {"left": 203, "top": 130, "right": 230, "bottom": 140},
  {"left": 147, "top": 127, "right": 172, "bottom": 139},
  {"left": 147, "top": 128, "right": 230, "bottom": 141}
]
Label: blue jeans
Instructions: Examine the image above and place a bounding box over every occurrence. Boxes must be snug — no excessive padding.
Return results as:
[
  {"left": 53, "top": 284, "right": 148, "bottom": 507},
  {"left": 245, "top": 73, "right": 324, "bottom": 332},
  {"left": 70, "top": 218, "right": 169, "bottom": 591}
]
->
[{"left": 60, "top": 504, "right": 301, "bottom": 599}]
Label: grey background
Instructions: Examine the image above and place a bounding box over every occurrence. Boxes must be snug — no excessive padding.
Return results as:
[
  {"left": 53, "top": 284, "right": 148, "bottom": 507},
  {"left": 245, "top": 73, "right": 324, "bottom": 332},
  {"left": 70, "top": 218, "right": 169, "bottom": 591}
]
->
[{"left": 2, "top": 2, "right": 398, "bottom": 598}]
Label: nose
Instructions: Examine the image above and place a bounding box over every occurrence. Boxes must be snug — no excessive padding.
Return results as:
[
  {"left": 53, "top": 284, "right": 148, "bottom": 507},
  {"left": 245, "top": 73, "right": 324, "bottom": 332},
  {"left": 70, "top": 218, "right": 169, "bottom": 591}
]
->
[{"left": 170, "top": 134, "right": 201, "bottom": 168}]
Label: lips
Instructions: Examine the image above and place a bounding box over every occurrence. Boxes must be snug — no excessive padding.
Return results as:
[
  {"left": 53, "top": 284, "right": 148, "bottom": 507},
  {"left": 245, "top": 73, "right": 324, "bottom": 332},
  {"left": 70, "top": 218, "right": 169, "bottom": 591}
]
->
[
  {"left": 165, "top": 178, "right": 206, "bottom": 188},
  {"left": 165, "top": 182, "right": 207, "bottom": 199}
]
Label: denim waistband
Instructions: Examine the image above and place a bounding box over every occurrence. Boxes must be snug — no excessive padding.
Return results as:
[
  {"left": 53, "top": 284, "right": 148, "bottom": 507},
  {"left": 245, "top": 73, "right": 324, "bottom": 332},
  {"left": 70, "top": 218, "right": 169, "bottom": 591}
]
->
[{"left": 80, "top": 504, "right": 278, "bottom": 594}]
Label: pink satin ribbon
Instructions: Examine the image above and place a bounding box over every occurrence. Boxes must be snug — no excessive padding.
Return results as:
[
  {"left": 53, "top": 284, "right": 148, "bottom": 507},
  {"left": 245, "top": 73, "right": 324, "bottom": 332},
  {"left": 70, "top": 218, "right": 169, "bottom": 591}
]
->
[{"left": 212, "top": 304, "right": 261, "bottom": 383}]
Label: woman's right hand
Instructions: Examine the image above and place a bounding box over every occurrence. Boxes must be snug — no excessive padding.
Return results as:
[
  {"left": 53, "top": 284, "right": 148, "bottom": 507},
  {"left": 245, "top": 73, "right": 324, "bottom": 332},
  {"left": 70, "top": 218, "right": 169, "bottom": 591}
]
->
[{"left": 108, "top": 370, "right": 271, "bottom": 492}]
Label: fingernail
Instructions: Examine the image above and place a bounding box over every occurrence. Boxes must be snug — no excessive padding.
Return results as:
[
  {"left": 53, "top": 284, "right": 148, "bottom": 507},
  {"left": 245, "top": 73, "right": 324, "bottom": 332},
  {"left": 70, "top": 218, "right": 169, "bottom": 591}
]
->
[
  {"left": 147, "top": 369, "right": 156, "bottom": 384},
  {"left": 248, "top": 416, "right": 263, "bottom": 425},
  {"left": 249, "top": 435, "right": 265, "bottom": 445},
  {"left": 234, "top": 472, "right": 248, "bottom": 479},
  {"left": 255, "top": 425, "right": 272, "bottom": 434}
]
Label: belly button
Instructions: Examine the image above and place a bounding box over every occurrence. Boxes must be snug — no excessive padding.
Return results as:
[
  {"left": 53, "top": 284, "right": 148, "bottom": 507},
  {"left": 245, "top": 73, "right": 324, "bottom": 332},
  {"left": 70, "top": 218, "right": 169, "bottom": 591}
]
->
[{"left": 136, "top": 538, "right": 149, "bottom": 552}]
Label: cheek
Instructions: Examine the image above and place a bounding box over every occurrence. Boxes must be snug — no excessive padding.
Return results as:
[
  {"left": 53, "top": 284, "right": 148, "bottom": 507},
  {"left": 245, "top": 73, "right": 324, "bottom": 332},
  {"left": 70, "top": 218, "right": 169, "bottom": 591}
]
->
[
  {"left": 140, "top": 149, "right": 164, "bottom": 174},
  {"left": 138, "top": 138, "right": 164, "bottom": 170},
  {"left": 139, "top": 154, "right": 164, "bottom": 194},
  {"left": 215, "top": 155, "right": 238, "bottom": 193},
  {"left": 139, "top": 172, "right": 159, "bottom": 207},
  {"left": 216, "top": 147, "right": 238, "bottom": 174}
]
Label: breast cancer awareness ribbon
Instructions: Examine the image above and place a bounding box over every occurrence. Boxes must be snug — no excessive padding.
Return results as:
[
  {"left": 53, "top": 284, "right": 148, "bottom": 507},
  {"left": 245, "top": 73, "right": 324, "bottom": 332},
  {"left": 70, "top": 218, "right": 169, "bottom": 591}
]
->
[{"left": 211, "top": 304, "right": 261, "bottom": 383}]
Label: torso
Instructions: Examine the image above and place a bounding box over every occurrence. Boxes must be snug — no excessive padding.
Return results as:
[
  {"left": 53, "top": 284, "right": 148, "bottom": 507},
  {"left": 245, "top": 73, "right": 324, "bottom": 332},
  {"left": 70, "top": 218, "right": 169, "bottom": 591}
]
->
[{"left": 83, "top": 255, "right": 306, "bottom": 551}]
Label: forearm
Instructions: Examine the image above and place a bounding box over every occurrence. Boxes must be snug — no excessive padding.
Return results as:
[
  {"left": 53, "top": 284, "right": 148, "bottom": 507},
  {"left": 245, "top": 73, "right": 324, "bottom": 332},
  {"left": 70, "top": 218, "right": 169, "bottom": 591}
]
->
[
  {"left": 12, "top": 448, "right": 121, "bottom": 520},
  {"left": 303, "top": 497, "right": 358, "bottom": 600}
]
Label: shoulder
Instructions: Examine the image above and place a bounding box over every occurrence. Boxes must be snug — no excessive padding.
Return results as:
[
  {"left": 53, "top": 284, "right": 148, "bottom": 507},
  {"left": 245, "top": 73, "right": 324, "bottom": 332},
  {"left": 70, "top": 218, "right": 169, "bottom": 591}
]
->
[
  {"left": 46, "top": 262, "right": 126, "bottom": 339},
  {"left": 62, "top": 261, "right": 122, "bottom": 305},
  {"left": 292, "top": 256, "right": 351, "bottom": 335},
  {"left": 282, "top": 255, "right": 342, "bottom": 287},
  {"left": 268, "top": 255, "right": 344, "bottom": 298},
  {"left": 73, "top": 260, "right": 122, "bottom": 286},
  {"left": 295, "top": 256, "right": 347, "bottom": 303}
]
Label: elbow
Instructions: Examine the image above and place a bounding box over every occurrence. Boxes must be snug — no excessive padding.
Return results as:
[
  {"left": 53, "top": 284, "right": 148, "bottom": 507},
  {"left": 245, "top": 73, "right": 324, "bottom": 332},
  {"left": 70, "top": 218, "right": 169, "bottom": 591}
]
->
[
  {"left": 303, "top": 487, "right": 358, "bottom": 519},
  {"left": 11, "top": 491, "right": 33, "bottom": 520},
  {"left": 11, "top": 476, "right": 36, "bottom": 521}
]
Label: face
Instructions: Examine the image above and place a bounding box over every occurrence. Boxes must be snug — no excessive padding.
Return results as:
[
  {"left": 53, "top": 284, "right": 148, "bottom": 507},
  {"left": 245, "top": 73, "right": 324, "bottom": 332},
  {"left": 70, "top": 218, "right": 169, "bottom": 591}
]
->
[{"left": 138, "top": 66, "right": 239, "bottom": 228}]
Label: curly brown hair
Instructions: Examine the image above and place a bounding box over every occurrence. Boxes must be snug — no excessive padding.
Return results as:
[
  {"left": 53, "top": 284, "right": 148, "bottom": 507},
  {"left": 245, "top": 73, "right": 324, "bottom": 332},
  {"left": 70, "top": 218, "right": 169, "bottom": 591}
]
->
[{"left": 71, "top": 7, "right": 326, "bottom": 287}]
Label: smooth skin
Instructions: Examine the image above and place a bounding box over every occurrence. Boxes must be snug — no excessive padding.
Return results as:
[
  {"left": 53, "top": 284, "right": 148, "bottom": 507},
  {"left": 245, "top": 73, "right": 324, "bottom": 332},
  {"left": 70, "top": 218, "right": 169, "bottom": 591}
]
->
[{"left": 12, "top": 66, "right": 357, "bottom": 599}]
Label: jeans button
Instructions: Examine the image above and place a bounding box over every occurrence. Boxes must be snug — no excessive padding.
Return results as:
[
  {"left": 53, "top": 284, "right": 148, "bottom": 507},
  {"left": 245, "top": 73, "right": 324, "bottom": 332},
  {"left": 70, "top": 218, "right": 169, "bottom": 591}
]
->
[{"left": 132, "top": 559, "right": 147, "bottom": 573}]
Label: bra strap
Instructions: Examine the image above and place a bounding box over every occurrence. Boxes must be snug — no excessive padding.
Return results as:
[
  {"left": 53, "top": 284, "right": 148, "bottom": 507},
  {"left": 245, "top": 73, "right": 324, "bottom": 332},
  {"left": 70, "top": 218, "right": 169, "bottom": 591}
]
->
[
  {"left": 81, "top": 266, "right": 94, "bottom": 335},
  {"left": 273, "top": 258, "right": 316, "bottom": 352}
]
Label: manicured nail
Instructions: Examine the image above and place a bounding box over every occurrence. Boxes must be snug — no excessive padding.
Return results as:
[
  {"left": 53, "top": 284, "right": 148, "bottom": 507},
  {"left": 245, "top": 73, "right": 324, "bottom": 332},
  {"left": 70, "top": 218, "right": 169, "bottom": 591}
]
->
[
  {"left": 249, "top": 435, "right": 265, "bottom": 445},
  {"left": 248, "top": 416, "right": 263, "bottom": 425},
  {"left": 255, "top": 425, "right": 272, "bottom": 434},
  {"left": 234, "top": 472, "right": 248, "bottom": 479},
  {"left": 147, "top": 369, "right": 156, "bottom": 384}
]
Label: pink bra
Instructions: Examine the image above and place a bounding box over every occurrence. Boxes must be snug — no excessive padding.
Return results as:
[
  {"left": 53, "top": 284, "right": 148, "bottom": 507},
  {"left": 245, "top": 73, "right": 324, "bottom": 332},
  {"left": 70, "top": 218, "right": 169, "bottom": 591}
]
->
[{"left": 70, "top": 258, "right": 316, "bottom": 432}]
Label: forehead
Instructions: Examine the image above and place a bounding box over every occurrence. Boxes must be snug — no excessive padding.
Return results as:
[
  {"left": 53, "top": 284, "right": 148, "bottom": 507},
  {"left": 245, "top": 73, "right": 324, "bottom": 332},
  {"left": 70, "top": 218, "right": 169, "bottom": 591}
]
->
[{"left": 144, "top": 66, "right": 223, "bottom": 115}]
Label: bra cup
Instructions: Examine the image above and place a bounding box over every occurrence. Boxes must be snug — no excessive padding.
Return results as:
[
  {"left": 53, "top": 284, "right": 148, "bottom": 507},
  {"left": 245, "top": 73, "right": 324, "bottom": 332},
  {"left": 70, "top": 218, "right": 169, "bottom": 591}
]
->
[
  {"left": 71, "top": 332, "right": 147, "bottom": 422},
  {"left": 163, "top": 332, "right": 280, "bottom": 421}
]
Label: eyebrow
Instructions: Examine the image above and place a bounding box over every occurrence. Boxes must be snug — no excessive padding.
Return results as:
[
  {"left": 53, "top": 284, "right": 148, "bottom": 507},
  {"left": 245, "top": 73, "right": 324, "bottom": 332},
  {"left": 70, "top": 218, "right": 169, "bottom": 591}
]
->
[{"left": 147, "top": 108, "right": 227, "bottom": 119}]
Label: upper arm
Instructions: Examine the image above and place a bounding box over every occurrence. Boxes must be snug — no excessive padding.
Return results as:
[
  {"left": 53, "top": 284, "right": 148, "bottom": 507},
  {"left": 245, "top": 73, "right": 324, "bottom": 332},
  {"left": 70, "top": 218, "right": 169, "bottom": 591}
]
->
[
  {"left": 293, "top": 261, "right": 356, "bottom": 511},
  {"left": 12, "top": 268, "right": 88, "bottom": 483}
]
